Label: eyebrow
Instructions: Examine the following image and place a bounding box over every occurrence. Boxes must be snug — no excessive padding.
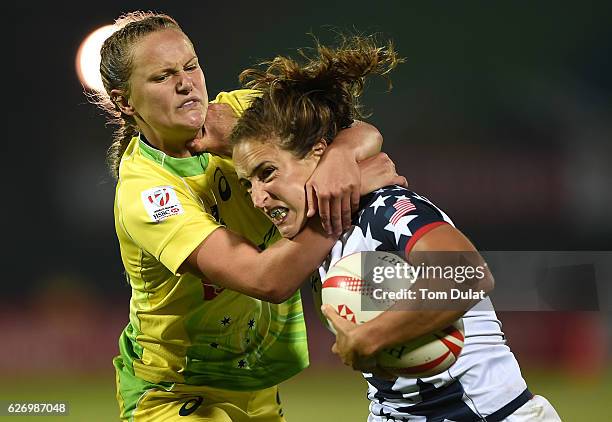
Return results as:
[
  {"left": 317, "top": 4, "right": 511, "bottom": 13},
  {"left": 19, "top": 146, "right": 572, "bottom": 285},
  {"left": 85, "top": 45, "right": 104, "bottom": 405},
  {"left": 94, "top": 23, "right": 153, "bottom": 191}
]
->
[
  {"left": 246, "top": 161, "right": 270, "bottom": 179},
  {"left": 152, "top": 56, "right": 198, "bottom": 74}
]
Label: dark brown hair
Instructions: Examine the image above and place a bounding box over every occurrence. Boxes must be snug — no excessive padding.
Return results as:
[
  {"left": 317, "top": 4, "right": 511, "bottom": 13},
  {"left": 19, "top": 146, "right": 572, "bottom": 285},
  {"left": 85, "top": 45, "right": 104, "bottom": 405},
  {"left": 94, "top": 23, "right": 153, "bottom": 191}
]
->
[
  {"left": 230, "top": 34, "right": 403, "bottom": 158},
  {"left": 93, "top": 11, "right": 183, "bottom": 178}
]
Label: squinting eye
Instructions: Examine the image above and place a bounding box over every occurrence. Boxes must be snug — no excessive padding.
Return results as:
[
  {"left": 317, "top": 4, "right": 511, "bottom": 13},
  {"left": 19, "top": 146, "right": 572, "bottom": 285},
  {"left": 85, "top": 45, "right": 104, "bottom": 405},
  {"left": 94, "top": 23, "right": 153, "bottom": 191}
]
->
[{"left": 260, "top": 167, "right": 275, "bottom": 181}]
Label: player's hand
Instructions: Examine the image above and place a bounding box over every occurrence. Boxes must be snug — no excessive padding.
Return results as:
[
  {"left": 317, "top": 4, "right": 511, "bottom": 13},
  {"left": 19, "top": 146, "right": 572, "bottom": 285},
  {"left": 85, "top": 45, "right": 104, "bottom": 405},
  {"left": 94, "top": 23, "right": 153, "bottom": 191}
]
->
[
  {"left": 358, "top": 152, "right": 408, "bottom": 195},
  {"left": 306, "top": 146, "right": 360, "bottom": 236},
  {"left": 186, "top": 103, "right": 237, "bottom": 157},
  {"left": 321, "top": 305, "right": 396, "bottom": 380}
]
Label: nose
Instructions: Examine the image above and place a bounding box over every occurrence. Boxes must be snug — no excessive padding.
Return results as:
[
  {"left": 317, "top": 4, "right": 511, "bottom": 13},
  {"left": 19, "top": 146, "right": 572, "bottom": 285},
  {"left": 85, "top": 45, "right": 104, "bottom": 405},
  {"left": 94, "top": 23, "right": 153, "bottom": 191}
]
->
[
  {"left": 250, "top": 184, "right": 269, "bottom": 209},
  {"left": 176, "top": 71, "right": 193, "bottom": 93}
]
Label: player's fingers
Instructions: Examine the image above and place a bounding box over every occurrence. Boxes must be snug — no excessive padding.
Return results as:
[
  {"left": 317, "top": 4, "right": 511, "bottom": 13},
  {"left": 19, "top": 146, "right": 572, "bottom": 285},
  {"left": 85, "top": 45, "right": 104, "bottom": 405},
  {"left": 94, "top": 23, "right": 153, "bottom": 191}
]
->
[
  {"left": 305, "top": 184, "right": 317, "bottom": 218},
  {"left": 321, "top": 304, "right": 345, "bottom": 330},
  {"left": 321, "top": 304, "right": 339, "bottom": 321},
  {"left": 186, "top": 136, "right": 206, "bottom": 152},
  {"left": 328, "top": 195, "right": 343, "bottom": 236},
  {"left": 350, "top": 187, "right": 360, "bottom": 215},
  {"left": 321, "top": 305, "right": 355, "bottom": 339},
  {"left": 393, "top": 175, "right": 409, "bottom": 188},
  {"left": 331, "top": 342, "right": 339, "bottom": 355},
  {"left": 185, "top": 139, "right": 199, "bottom": 152},
  {"left": 317, "top": 193, "right": 331, "bottom": 234},
  {"left": 341, "top": 193, "right": 352, "bottom": 232}
]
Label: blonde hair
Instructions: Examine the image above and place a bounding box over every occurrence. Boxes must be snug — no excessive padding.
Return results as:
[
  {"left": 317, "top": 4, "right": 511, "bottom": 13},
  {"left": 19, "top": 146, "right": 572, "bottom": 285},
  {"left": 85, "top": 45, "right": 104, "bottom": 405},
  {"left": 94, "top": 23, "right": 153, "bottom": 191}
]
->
[{"left": 93, "top": 11, "right": 183, "bottom": 178}]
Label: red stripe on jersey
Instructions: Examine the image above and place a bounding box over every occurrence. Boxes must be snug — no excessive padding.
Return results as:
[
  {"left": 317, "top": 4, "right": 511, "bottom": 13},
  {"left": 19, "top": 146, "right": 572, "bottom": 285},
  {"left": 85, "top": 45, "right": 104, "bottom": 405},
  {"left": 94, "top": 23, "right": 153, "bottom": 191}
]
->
[
  {"left": 390, "top": 200, "right": 417, "bottom": 225},
  {"left": 404, "top": 221, "right": 449, "bottom": 255}
]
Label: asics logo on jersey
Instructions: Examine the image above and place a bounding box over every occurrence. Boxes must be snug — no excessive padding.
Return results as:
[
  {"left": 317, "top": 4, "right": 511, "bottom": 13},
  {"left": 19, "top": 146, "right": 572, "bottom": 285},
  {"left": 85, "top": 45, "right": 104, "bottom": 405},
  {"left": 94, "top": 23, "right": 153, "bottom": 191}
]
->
[
  {"left": 214, "top": 168, "right": 232, "bottom": 201},
  {"left": 178, "top": 396, "right": 203, "bottom": 416}
]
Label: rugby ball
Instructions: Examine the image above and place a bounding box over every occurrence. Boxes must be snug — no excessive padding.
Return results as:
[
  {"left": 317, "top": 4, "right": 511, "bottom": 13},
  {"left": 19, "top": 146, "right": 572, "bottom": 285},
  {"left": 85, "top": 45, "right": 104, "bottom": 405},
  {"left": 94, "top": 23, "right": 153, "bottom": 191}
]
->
[{"left": 320, "top": 251, "right": 464, "bottom": 378}]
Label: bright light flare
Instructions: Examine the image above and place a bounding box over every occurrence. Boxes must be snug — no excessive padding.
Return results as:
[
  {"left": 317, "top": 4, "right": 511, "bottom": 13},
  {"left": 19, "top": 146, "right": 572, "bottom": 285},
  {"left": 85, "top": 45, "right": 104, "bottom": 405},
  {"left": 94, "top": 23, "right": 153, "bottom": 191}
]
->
[{"left": 75, "top": 25, "right": 117, "bottom": 92}]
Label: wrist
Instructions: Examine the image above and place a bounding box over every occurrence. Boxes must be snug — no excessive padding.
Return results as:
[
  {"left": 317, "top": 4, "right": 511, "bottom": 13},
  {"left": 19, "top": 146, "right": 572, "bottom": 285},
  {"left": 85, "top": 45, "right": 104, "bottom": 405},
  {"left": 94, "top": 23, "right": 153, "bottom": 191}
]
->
[
  {"left": 352, "top": 323, "right": 383, "bottom": 358},
  {"left": 328, "top": 136, "right": 359, "bottom": 161}
]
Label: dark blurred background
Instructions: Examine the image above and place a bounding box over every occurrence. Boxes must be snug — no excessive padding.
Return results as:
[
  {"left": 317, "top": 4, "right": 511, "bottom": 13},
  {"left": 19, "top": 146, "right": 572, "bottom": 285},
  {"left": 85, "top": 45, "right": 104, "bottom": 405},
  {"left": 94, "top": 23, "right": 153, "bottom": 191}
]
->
[{"left": 6, "top": 1, "right": 611, "bottom": 420}]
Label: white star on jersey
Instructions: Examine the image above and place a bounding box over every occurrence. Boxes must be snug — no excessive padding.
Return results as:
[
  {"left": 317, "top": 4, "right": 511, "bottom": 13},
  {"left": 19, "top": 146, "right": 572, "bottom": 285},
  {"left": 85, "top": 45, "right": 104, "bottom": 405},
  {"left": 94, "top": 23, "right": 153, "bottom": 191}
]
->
[
  {"left": 364, "top": 223, "right": 383, "bottom": 250},
  {"left": 384, "top": 214, "right": 418, "bottom": 244},
  {"left": 357, "top": 209, "right": 366, "bottom": 223},
  {"left": 369, "top": 195, "right": 389, "bottom": 214}
]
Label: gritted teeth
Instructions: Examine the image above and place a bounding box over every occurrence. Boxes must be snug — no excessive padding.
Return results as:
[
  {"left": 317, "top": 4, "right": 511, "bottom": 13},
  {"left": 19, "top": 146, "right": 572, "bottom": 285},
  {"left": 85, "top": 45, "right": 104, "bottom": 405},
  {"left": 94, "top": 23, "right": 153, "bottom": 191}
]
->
[{"left": 269, "top": 207, "right": 288, "bottom": 220}]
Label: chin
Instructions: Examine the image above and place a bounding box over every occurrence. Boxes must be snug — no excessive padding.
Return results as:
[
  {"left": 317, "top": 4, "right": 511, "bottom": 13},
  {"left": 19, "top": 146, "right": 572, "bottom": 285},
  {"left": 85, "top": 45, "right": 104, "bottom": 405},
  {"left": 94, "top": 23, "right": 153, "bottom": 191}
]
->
[
  {"left": 184, "top": 112, "right": 205, "bottom": 127},
  {"left": 279, "top": 226, "right": 299, "bottom": 239},
  {"left": 280, "top": 217, "right": 306, "bottom": 239},
  {"left": 279, "top": 219, "right": 303, "bottom": 238}
]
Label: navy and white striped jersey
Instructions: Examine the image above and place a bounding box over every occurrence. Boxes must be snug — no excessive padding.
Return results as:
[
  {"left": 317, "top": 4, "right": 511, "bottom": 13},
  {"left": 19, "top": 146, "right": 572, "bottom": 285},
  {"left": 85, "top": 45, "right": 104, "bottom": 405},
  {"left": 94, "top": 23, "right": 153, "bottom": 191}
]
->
[{"left": 316, "top": 186, "right": 531, "bottom": 421}]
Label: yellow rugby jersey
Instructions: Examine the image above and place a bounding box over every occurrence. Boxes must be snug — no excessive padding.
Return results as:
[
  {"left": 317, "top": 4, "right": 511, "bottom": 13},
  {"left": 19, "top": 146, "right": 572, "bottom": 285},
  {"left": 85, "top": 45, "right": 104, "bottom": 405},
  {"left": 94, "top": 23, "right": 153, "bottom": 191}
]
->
[{"left": 113, "top": 91, "right": 308, "bottom": 410}]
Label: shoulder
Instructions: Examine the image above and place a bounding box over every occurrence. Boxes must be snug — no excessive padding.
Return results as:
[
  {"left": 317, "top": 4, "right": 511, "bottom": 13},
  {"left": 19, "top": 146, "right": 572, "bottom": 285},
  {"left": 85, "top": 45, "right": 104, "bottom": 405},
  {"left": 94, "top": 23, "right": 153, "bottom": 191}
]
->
[
  {"left": 208, "top": 154, "right": 236, "bottom": 172},
  {"left": 116, "top": 156, "right": 191, "bottom": 219},
  {"left": 118, "top": 158, "right": 175, "bottom": 198},
  {"left": 358, "top": 185, "right": 445, "bottom": 221},
  {"left": 210, "top": 89, "right": 261, "bottom": 115},
  {"left": 354, "top": 185, "right": 455, "bottom": 250}
]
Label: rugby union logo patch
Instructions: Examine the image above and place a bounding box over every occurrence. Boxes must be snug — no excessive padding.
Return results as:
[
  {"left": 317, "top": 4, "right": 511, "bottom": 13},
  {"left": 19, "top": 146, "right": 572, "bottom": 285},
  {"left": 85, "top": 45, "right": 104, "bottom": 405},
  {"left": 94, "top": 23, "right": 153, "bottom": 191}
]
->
[{"left": 141, "top": 186, "right": 184, "bottom": 222}]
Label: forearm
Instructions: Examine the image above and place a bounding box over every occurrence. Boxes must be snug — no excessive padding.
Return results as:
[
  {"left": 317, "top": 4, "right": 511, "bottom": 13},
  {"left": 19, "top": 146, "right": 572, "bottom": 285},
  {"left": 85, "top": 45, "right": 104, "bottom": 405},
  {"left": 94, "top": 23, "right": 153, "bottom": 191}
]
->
[
  {"left": 253, "top": 219, "right": 336, "bottom": 302},
  {"left": 329, "top": 120, "right": 382, "bottom": 162},
  {"left": 188, "top": 219, "right": 336, "bottom": 303},
  {"left": 352, "top": 270, "right": 493, "bottom": 356},
  {"left": 352, "top": 309, "right": 465, "bottom": 357}
]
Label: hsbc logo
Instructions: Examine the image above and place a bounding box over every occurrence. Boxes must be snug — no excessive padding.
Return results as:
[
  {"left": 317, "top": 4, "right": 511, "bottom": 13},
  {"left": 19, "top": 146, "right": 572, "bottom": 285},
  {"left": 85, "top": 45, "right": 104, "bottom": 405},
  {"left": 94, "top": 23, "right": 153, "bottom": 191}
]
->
[{"left": 141, "top": 186, "right": 184, "bottom": 222}]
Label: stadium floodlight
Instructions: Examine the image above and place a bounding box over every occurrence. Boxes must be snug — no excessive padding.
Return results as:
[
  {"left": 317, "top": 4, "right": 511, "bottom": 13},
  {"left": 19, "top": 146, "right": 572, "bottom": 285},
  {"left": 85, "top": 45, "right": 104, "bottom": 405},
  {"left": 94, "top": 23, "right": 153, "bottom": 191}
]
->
[{"left": 75, "top": 25, "right": 117, "bottom": 93}]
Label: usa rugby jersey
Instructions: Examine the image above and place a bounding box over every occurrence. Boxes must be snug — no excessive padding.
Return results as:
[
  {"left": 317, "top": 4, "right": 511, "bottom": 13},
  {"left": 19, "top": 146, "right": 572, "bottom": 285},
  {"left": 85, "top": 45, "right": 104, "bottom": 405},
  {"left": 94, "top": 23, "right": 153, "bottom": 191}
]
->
[
  {"left": 113, "top": 90, "right": 309, "bottom": 419},
  {"left": 316, "top": 186, "right": 531, "bottom": 421}
]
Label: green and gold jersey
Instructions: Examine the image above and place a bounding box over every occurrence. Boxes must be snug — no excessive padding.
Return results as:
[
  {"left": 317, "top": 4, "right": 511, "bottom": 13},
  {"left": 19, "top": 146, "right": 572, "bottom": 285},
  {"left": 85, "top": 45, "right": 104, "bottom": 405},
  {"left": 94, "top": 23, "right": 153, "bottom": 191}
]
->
[{"left": 113, "top": 90, "right": 308, "bottom": 396}]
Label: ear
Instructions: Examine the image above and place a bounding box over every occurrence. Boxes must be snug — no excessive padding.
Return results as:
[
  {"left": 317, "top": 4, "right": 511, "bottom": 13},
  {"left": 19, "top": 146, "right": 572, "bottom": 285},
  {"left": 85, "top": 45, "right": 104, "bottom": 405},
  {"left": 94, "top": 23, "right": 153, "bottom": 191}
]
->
[
  {"left": 310, "top": 139, "right": 328, "bottom": 158},
  {"left": 110, "top": 89, "right": 135, "bottom": 116}
]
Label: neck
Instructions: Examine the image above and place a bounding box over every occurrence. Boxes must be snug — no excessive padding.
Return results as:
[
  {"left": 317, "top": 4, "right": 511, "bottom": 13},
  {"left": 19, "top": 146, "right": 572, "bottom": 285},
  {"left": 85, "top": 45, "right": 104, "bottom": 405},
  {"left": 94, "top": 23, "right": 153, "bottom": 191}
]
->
[{"left": 140, "top": 128, "right": 203, "bottom": 158}]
